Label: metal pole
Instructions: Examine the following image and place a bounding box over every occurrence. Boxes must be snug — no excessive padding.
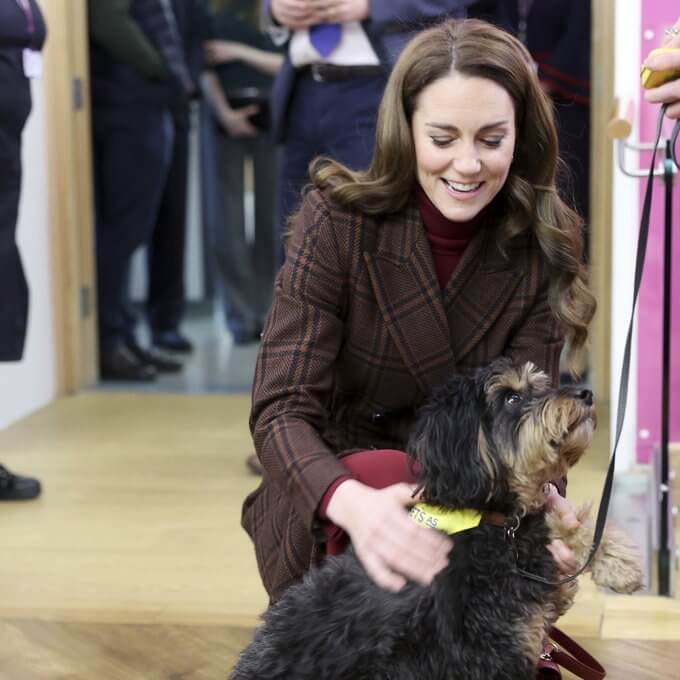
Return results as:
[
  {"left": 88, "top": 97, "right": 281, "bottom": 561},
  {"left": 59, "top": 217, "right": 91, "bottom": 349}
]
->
[{"left": 658, "top": 141, "right": 674, "bottom": 596}]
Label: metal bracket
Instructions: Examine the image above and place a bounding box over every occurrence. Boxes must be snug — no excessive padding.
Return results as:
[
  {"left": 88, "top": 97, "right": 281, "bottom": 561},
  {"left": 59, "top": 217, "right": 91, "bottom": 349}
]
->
[{"left": 616, "top": 137, "right": 679, "bottom": 178}]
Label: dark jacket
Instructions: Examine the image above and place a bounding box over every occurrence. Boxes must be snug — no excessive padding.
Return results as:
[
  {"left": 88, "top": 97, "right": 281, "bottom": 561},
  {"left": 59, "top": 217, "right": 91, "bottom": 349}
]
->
[
  {"left": 244, "top": 187, "right": 564, "bottom": 600},
  {"left": 88, "top": 0, "right": 187, "bottom": 109}
]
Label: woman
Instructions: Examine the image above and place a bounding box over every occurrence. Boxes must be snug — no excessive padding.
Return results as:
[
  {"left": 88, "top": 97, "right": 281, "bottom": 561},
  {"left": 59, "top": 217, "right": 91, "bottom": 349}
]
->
[{"left": 244, "top": 19, "right": 596, "bottom": 602}]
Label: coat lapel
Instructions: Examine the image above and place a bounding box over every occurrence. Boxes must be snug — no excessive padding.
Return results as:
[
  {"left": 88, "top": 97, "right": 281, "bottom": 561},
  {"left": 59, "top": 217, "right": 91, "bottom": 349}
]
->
[
  {"left": 364, "top": 203, "right": 456, "bottom": 394},
  {"left": 364, "top": 201, "right": 526, "bottom": 391},
  {"left": 442, "top": 228, "right": 524, "bottom": 364}
]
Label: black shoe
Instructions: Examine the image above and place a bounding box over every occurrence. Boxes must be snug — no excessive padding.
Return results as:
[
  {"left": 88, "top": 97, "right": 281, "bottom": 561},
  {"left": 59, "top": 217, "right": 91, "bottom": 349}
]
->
[
  {"left": 126, "top": 340, "right": 183, "bottom": 373},
  {"left": 100, "top": 346, "right": 157, "bottom": 382},
  {"left": 0, "top": 464, "right": 42, "bottom": 500},
  {"left": 152, "top": 330, "right": 194, "bottom": 354}
]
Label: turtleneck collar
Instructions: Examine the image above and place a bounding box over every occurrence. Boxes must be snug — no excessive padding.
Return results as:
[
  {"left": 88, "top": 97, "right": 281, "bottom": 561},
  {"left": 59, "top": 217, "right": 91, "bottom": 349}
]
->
[{"left": 415, "top": 183, "right": 485, "bottom": 238}]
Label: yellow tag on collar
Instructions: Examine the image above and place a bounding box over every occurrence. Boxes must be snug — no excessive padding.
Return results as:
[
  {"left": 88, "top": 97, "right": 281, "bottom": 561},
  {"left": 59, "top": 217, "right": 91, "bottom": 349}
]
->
[{"left": 409, "top": 503, "right": 482, "bottom": 535}]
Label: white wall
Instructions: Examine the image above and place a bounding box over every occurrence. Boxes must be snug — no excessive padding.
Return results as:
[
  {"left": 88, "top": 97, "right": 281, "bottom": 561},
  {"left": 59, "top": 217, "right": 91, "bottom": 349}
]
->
[
  {"left": 0, "top": 78, "right": 58, "bottom": 430},
  {"left": 610, "top": 0, "right": 642, "bottom": 471}
]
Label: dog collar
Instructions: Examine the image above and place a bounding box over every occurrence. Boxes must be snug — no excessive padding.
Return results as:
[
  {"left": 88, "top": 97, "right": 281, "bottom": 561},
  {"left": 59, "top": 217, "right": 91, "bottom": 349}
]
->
[{"left": 410, "top": 503, "right": 505, "bottom": 535}]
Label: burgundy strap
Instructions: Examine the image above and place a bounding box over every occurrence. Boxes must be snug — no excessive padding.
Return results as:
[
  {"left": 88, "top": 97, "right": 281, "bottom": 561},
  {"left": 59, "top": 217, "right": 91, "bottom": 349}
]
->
[{"left": 545, "top": 627, "right": 606, "bottom": 680}]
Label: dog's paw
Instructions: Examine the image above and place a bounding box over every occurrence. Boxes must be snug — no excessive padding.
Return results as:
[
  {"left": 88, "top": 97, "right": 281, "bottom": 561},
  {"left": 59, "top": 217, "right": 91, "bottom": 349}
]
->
[{"left": 590, "top": 529, "right": 644, "bottom": 594}]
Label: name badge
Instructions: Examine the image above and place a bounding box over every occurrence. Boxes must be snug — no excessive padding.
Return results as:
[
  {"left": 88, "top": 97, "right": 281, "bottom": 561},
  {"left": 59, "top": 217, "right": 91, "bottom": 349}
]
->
[{"left": 22, "top": 49, "right": 43, "bottom": 79}]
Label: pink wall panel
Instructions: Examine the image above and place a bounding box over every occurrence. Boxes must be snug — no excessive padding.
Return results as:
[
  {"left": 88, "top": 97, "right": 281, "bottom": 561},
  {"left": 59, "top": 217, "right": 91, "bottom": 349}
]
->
[{"left": 636, "top": 4, "right": 680, "bottom": 462}]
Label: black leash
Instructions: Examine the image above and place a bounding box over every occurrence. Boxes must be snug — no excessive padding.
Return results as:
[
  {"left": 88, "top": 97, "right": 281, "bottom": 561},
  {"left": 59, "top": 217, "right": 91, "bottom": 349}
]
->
[{"left": 517, "top": 105, "right": 679, "bottom": 587}]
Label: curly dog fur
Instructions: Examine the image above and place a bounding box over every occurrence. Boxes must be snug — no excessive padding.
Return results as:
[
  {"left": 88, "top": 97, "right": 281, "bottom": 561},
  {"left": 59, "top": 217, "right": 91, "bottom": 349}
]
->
[{"left": 231, "top": 360, "right": 642, "bottom": 680}]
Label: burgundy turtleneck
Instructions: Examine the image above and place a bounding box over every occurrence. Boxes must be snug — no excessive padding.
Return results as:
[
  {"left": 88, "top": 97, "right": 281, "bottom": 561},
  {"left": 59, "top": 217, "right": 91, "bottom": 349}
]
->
[{"left": 415, "top": 184, "right": 483, "bottom": 290}]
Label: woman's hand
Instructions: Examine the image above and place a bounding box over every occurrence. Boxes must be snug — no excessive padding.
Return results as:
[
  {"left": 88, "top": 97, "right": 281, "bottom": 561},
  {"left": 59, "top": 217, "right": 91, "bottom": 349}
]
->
[
  {"left": 544, "top": 483, "right": 579, "bottom": 575},
  {"left": 204, "top": 40, "right": 243, "bottom": 66},
  {"left": 271, "top": 0, "right": 319, "bottom": 30},
  {"left": 643, "top": 18, "right": 680, "bottom": 119},
  {"left": 217, "top": 105, "right": 259, "bottom": 138},
  {"left": 308, "top": 0, "right": 369, "bottom": 23},
  {"left": 325, "top": 480, "right": 453, "bottom": 592}
]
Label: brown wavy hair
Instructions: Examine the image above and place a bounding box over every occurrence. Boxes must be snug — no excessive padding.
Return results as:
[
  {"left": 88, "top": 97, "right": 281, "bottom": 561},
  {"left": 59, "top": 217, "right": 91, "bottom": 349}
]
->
[{"left": 310, "top": 19, "right": 595, "bottom": 373}]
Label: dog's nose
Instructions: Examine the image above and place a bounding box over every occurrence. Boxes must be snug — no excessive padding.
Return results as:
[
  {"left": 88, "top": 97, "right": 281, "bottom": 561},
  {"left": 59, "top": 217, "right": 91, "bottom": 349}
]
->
[{"left": 577, "top": 389, "right": 593, "bottom": 406}]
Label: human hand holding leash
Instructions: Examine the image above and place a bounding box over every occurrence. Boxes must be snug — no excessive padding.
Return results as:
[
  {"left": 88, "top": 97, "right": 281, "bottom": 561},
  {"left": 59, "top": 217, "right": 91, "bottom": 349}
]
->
[
  {"left": 326, "top": 480, "right": 453, "bottom": 592},
  {"left": 643, "top": 18, "right": 680, "bottom": 118}
]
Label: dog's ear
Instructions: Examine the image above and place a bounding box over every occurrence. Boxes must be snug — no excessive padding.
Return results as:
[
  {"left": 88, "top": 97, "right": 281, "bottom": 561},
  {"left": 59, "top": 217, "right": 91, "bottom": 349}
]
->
[{"left": 407, "top": 373, "right": 503, "bottom": 508}]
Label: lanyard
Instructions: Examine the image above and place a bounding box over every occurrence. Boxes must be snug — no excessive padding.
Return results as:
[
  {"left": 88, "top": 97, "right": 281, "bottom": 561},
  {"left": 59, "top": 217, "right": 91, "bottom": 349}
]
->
[{"left": 15, "top": 0, "right": 34, "bottom": 35}]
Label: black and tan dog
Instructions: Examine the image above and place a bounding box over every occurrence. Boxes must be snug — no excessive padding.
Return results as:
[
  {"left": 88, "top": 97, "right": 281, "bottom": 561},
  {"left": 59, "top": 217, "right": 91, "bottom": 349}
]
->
[{"left": 231, "top": 360, "right": 642, "bottom": 680}]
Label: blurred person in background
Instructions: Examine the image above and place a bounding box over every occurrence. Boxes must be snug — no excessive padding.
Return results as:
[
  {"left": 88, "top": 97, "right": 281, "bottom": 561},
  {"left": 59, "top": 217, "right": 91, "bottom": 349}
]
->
[
  {"left": 144, "top": 0, "right": 211, "bottom": 356},
  {"left": 469, "top": 0, "right": 591, "bottom": 237},
  {"left": 201, "top": 0, "right": 283, "bottom": 346},
  {"left": 264, "top": 0, "right": 477, "bottom": 240},
  {"left": 0, "top": 0, "right": 46, "bottom": 500},
  {"left": 88, "top": 0, "right": 195, "bottom": 381}
]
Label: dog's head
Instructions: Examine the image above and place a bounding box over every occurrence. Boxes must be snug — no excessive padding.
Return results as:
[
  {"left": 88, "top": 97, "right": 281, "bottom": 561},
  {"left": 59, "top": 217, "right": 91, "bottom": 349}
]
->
[{"left": 407, "top": 359, "right": 596, "bottom": 515}]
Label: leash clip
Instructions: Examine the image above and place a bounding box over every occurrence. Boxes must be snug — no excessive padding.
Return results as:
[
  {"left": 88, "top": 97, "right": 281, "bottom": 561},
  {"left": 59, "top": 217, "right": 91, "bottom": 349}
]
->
[
  {"left": 539, "top": 641, "right": 559, "bottom": 661},
  {"left": 504, "top": 514, "right": 521, "bottom": 543}
]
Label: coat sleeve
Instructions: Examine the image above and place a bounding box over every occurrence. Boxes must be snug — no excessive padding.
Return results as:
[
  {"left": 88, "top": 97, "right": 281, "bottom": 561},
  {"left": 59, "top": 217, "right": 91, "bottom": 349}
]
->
[
  {"left": 88, "top": 0, "right": 167, "bottom": 78},
  {"left": 249, "top": 189, "right": 352, "bottom": 530}
]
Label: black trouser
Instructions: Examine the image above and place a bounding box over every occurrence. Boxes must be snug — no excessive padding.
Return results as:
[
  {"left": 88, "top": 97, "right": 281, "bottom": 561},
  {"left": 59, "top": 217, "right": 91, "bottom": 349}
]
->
[
  {"left": 146, "top": 106, "right": 190, "bottom": 335},
  {"left": 92, "top": 106, "right": 174, "bottom": 353},
  {"left": 0, "top": 80, "right": 31, "bottom": 361}
]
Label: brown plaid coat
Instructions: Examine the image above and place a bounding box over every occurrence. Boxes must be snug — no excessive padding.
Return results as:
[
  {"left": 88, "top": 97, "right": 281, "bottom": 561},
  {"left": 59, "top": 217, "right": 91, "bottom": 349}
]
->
[{"left": 244, "top": 187, "right": 564, "bottom": 601}]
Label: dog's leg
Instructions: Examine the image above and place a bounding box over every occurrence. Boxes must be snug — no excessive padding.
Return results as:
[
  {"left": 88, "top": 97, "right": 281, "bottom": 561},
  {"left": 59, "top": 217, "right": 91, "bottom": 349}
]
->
[{"left": 546, "top": 506, "right": 644, "bottom": 594}]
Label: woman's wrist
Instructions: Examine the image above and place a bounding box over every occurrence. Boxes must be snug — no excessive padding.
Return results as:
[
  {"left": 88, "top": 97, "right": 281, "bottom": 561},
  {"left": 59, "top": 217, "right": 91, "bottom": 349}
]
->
[{"left": 325, "top": 479, "right": 364, "bottom": 528}]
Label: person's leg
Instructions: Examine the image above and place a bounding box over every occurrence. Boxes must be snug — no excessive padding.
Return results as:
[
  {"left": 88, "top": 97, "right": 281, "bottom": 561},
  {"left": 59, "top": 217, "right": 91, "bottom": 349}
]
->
[
  {"left": 93, "top": 108, "right": 173, "bottom": 378},
  {"left": 147, "top": 107, "right": 191, "bottom": 347},
  {"left": 0, "top": 126, "right": 28, "bottom": 362},
  {"left": 276, "top": 75, "right": 327, "bottom": 245},
  {"left": 324, "top": 74, "right": 386, "bottom": 171},
  {"left": 209, "top": 130, "right": 263, "bottom": 343}
]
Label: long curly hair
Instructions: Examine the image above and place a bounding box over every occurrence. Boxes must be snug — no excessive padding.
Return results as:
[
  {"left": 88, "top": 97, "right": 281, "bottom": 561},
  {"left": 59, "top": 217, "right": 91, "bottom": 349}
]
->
[{"left": 310, "top": 19, "right": 595, "bottom": 372}]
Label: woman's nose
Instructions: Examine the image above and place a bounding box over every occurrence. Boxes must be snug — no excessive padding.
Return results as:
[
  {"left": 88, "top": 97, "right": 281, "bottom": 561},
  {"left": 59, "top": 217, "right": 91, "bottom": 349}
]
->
[{"left": 452, "top": 153, "right": 481, "bottom": 175}]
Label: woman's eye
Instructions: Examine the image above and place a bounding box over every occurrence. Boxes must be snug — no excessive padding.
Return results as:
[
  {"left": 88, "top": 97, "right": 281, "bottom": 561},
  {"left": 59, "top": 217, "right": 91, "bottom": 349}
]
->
[
  {"left": 481, "top": 138, "right": 503, "bottom": 148},
  {"left": 430, "top": 136, "right": 453, "bottom": 147},
  {"left": 506, "top": 393, "right": 522, "bottom": 405}
]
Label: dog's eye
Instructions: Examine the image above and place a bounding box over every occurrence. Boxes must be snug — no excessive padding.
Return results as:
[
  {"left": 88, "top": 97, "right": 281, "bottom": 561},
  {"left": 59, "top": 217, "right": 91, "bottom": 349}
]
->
[{"left": 506, "top": 392, "right": 522, "bottom": 405}]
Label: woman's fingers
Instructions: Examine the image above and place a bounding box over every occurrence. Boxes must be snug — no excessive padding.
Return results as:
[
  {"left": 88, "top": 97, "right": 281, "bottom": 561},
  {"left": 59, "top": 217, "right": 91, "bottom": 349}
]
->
[
  {"left": 359, "top": 550, "right": 407, "bottom": 592},
  {"left": 355, "top": 521, "right": 451, "bottom": 589},
  {"left": 543, "top": 483, "right": 579, "bottom": 529},
  {"left": 548, "top": 539, "right": 578, "bottom": 574}
]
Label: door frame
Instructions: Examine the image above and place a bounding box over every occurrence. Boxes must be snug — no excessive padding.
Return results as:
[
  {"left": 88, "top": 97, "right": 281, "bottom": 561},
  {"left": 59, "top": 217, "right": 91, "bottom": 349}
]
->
[
  {"left": 42, "top": 0, "right": 98, "bottom": 393},
  {"left": 590, "top": 0, "right": 615, "bottom": 433}
]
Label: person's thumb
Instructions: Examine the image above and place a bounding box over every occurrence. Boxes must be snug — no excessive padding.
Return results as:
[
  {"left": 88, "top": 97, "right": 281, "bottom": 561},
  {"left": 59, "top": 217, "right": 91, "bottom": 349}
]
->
[{"left": 388, "top": 483, "right": 422, "bottom": 507}]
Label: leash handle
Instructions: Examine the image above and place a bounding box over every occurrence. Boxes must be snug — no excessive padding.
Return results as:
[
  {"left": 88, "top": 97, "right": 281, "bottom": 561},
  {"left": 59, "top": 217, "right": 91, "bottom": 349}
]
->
[
  {"left": 519, "top": 106, "right": 678, "bottom": 588},
  {"left": 543, "top": 626, "right": 606, "bottom": 680}
]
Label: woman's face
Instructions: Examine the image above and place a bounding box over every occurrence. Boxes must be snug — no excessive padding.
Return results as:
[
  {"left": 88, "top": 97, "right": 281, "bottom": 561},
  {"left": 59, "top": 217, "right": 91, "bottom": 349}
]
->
[{"left": 412, "top": 72, "right": 516, "bottom": 222}]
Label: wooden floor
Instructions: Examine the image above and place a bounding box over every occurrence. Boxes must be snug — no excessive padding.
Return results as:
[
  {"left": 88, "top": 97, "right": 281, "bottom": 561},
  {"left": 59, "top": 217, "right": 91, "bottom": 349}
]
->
[{"left": 0, "top": 392, "right": 678, "bottom": 679}]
